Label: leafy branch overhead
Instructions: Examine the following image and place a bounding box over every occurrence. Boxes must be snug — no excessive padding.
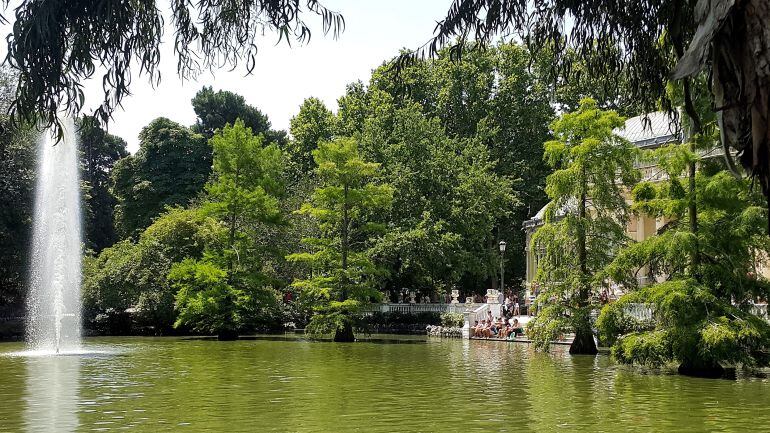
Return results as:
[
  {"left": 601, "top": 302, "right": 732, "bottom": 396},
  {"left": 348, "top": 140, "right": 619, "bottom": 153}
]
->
[
  {"left": 2, "top": 0, "right": 344, "bottom": 136},
  {"left": 406, "top": 0, "right": 770, "bottom": 215}
]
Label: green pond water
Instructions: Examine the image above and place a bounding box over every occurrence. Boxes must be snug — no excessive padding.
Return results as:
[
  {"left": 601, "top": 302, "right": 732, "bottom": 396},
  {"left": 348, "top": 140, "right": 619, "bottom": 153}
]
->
[{"left": 0, "top": 335, "right": 769, "bottom": 432}]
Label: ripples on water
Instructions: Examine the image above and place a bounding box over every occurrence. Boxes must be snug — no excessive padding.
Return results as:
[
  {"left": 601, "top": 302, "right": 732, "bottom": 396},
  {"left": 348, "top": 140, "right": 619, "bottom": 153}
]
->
[{"left": 0, "top": 336, "right": 768, "bottom": 432}]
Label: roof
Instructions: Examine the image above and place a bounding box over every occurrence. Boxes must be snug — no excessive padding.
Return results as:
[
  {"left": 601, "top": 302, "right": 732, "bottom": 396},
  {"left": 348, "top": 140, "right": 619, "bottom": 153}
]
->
[
  {"left": 614, "top": 112, "right": 680, "bottom": 148},
  {"left": 523, "top": 199, "right": 576, "bottom": 228}
]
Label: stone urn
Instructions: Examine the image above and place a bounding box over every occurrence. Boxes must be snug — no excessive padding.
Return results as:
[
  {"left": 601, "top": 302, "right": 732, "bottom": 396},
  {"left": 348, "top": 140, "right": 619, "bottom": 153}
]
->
[
  {"left": 409, "top": 290, "right": 416, "bottom": 304},
  {"left": 486, "top": 289, "right": 499, "bottom": 304},
  {"left": 450, "top": 289, "right": 460, "bottom": 304}
]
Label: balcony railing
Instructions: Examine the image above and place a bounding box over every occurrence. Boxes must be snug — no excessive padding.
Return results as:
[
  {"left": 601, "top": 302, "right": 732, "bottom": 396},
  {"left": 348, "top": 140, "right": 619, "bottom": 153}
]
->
[{"left": 360, "top": 303, "right": 471, "bottom": 315}]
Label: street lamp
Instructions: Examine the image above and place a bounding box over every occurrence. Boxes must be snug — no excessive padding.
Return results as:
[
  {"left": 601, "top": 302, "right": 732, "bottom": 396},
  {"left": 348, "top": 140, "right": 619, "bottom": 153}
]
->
[{"left": 499, "top": 241, "right": 507, "bottom": 295}]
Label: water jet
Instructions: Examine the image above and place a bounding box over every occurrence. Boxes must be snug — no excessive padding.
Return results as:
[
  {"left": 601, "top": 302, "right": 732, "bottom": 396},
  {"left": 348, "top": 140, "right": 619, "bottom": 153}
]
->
[{"left": 26, "top": 117, "right": 83, "bottom": 354}]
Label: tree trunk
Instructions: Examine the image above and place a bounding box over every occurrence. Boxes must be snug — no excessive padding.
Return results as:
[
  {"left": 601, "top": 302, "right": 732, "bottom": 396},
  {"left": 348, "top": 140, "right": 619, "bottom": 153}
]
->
[
  {"left": 569, "top": 325, "right": 598, "bottom": 355},
  {"left": 217, "top": 329, "right": 239, "bottom": 341},
  {"left": 678, "top": 49, "right": 701, "bottom": 281},
  {"left": 227, "top": 165, "right": 241, "bottom": 281},
  {"left": 678, "top": 359, "right": 724, "bottom": 378},
  {"left": 333, "top": 321, "right": 355, "bottom": 342},
  {"left": 570, "top": 170, "right": 598, "bottom": 355},
  {"left": 341, "top": 184, "right": 349, "bottom": 301}
]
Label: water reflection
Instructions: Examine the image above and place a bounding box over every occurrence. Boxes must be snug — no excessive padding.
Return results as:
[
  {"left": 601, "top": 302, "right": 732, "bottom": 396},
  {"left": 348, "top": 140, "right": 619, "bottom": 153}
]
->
[
  {"left": 24, "top": 355, "right": 80, "bottom": 432},
  {"left": 1, "top": 336, "right": 769, "bottom": 432}
]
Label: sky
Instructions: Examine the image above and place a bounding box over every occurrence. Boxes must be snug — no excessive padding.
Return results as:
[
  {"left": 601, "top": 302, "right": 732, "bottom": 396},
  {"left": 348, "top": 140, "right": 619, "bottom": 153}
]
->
[{"left": 2, "top": 1, "right": 453, "bottom": 153}]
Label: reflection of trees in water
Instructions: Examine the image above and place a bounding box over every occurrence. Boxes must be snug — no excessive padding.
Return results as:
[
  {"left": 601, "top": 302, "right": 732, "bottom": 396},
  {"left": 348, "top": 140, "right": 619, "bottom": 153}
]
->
[{"left": 24, "top": 356, "right": 80, "bottom": 432}]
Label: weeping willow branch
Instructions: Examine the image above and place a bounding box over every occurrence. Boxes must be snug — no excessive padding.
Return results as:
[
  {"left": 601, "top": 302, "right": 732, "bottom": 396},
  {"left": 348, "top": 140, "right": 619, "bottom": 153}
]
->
[{"left": 2, "top": 0, "right": 344, "bottom": 138}]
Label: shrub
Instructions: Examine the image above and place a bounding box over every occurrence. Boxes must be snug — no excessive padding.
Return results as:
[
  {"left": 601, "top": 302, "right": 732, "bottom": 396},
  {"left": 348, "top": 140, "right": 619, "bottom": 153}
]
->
[{"left": 440, "top": 312, "right": 464, "bottom": 328}]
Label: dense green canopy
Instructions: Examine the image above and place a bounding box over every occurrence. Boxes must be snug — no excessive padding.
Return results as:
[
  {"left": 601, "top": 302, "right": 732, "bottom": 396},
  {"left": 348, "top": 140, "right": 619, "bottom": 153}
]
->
[{"left": 411, "top": 0, "right": 770, "bottom": 225}]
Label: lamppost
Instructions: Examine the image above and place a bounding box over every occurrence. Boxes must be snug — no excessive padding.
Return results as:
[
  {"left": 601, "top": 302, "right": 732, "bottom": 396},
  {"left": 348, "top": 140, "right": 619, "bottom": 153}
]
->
[{"left": 499, "top": 240, "right": 507, "bottom": 295}]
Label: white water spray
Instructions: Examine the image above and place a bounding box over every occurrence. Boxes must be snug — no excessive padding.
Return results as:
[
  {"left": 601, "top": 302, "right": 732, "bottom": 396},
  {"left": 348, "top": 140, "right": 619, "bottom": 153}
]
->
[{"left": 26, "top": 117, "right": 83, "bottom": 354}]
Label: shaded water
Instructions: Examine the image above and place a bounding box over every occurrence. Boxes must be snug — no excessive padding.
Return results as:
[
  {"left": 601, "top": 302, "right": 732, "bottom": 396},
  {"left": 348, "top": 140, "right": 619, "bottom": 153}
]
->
[
  {"left": 1, "top": 335, "right": 769, "bottom": 432},
  {"left": 26, "top": 117, "right": 82, "bottom": 353}
]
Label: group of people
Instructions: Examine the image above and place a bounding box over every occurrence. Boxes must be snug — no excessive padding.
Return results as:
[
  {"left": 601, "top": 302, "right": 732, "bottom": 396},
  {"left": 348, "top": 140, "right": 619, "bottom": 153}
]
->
[
  {"left": 500, "top": 294, "right": 520, "bottom": 317},
  {"left": 471, "top": 311, "right": 524, "bottom": 339}
]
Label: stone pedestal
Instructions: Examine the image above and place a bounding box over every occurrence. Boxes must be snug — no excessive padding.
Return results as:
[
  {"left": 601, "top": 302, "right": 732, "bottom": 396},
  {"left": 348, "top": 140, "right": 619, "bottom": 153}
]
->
[
  {"left": 450, "top": 289, "right": 460, "bottom": 304},
  {"left": 486, "top": 289, "right": 499, "bottom": 304}
]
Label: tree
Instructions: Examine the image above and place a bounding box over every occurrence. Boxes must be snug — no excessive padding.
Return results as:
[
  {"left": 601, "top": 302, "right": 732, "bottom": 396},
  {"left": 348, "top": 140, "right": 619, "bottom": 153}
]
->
[
  {"left": 0, "top": 64, "right": 36, "bottom": 310},
  {"left": 78, "top": 115, "right": 128, "bottom": 252},
  {"left": 287, "top": 137, "right": 393, "bottom": 342},
  {"left": 82, "top": 207, "right": 226, "bottom": 334},
  {"left": 598, "top": 148, "right": 770, "bottom": 376},
  {"left": 192, "top": 86, "right": 266, "bottom": 137},
  {"left": 203, "top": 119, "right": 285, "bottom": 275},
  {"left": 410, "top": 0, "right": 770, "bottom": 224},
  {"left": 371, "top": 42, "right": 551, "bottom": 289},
  {"left": 172, "top": 120, "right": 285, "bottom": 340},
  {"left": 528, "top": 99, "right": 640, "bottom": 355},
  {"left": 112, "top": 118, "right": 210, "bottom": 238},
  {"left": 288, "top": 97, "right": 336, "bottom": 173},
  {"left": 0, "top": 115, "right": 35, "bottom": 310},
  {"left": 4, "top": 1, "right": 344, "bottom": 137},
  {"left": 358, "top": 100, "right": 517, "bottom": 295}
]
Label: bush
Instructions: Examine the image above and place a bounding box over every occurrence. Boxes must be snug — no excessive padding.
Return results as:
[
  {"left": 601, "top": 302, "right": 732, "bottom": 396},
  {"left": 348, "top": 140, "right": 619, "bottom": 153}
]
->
[
  {"left": 440, "top": 312, "right": 464, "bottom": 328},
  {"left": 598, "top": 279, "right": 770, "bottom": 372},
  {"left": 82, "top": 207, "right": 226, "bottom": 333}
]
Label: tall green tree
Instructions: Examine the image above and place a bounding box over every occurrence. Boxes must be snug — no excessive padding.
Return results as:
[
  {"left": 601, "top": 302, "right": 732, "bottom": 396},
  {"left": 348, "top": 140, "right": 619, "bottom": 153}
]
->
[
  {"left": 203, "top": 119, "right": 284, "bottom": 274},
  {"left": 172, "top": 120, "right": 285, "bottom": 340},
  {"left": 0, "top": 117, "right": 35, "bottom": 309},
  {"left": 0, "top": 65, "right": 35, "bottom": 310},
  {"left": 358, "top": 99, "right": 517, "bottom": 295},
  {"left": 528, "top": 99, "right": 639, "bottom": 355},
  {"left": 82, "top": 207, "right": 226, "bottom": 333},
  {"left": 112, "top": 117, "right": 210, "bottom": 238},
  {"left": 288, "top": 97, "right": 335, "bottom": 173},
  {"left": 191, "top": 86, "right": 286, "bottom": 146},
  {"left": 287, "top": 137, "right": 393, "bottom": 342},
  {"left": 598, "top": 148, "right": 770, "bottom": 376},
  {"left": 414, "top": 0, "right": 770, "bottom": 224},
  {"left": 371, "top": 42, "right": 552, "bottom": 289},
  {"left": 78, "top": 115, "right": 128, "bottom": 252}
]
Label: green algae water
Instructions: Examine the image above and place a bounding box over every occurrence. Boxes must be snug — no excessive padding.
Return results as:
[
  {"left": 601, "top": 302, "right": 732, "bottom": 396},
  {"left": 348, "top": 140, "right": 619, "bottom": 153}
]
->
[{"left": 1, "top": 335, "right": 769, "bottom": 432}]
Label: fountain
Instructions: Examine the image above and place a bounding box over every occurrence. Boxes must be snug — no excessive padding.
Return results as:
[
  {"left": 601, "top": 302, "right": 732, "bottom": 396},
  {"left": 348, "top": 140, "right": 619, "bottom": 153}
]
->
[{"left": 25, "top": 117, "right": 83, "bottom": 354}]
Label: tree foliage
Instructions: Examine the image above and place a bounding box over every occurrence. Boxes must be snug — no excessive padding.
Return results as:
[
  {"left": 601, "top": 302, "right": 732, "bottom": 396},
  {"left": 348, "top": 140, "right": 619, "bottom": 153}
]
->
[
  {"left": 528, "top": 99, "right": 639, "bottom": 354},
  {"left": 406, "top": 0, "right": 691, "bottom": 121},
  {"left": 192, "top": 86, "right": 271, "bottom": 137},
  {"left": 0, "top": 112, "right": 35, "bottom": 308},
  {"left": 288, "top": 97, "right": 336, "bottom": 173},
  {"left": 598, "top": 280, "right": 770, "bottom": 375},
  {"left": 78, "top": 115, "right": 128, "bottom": 252},
  {"left": 287, "top": 137, "right": 392, "bottom": 341},
  {"left": 3, "top": 0, "right": 344, "bottom": 138},
  {"left": 598, "top": 145, "right": 770, "bottom": 374},
  {"left": 82, "top": 207, "right": 225, "bottom": 333},
  {"left": 357, "top": 98, "right": 517, "bottom": 294},
  {"left": 413, "top": 0, "right": 770, "bottom": 226},
  {"left": 353, "top": 42, "right": 545, "bottom": 289},
  {"left": 173, "top": 120, "right": 285, "bottom": 338},
  {"left": 112, "top": 117, "right": 210, "bottom": 238}
]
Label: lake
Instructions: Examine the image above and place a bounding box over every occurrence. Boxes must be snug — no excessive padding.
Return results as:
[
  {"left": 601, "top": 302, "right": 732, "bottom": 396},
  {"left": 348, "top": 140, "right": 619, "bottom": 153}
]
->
[{"left": 0, "top": 335, "right": 768, "bottom": 432}]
